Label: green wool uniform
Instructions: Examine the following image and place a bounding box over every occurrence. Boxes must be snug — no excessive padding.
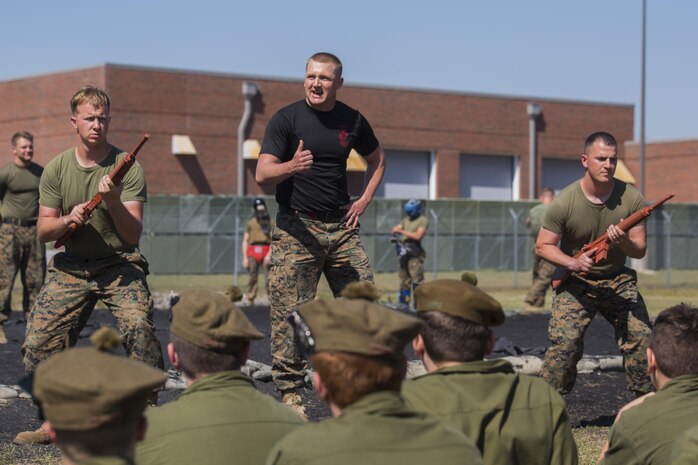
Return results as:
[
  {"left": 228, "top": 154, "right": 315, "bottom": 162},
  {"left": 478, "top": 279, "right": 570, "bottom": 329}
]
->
[
  {"left": 600, "top": 375, "right": 698, "bottom": 465},
  {"left": 524, "top": 202, "right": 554, "bottom": 308},
  {"left": 137, "top": 371, "right": 305, "bottom": 465},
  {"left": 541, "top": 180, "right": 652, "bottom": 394},
  {"left": 22, "top": 146, "right": 163, "bottom": 372},
  {"left": 79, "top": 457, "right": 134, "bottom": 465},
  {"left": 245, "top": 216, "right": 273, "bottom": 302},
  {"left": 0, "top": 161, "right": 45, "bottom": 321},
  {"left": 397, "top": 214, "right": 428, "bottom": 293},
  {"left": 402, "top": 359, "right": 578, "bottom": 465},
  {"left": 266, "top": 390, "right": 484, "bottom": 465},
  {"left": 672, "top": 424, "right": 698, "bottom": 465}
]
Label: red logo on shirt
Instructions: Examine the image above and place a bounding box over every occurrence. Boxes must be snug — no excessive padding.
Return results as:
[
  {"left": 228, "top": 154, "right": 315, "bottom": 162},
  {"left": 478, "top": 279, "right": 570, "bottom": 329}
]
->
[{"left": 338, "top": 129, "right": 349, "bottom": 147}]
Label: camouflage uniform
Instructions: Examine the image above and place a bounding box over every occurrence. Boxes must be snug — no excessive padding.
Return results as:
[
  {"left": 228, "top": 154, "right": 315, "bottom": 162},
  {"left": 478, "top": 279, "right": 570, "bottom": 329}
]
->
[
  {"left": 23, "top": 251, "right": 161, "bottom": 371},
  {"left": 540, "top": 268, "right": 652, "bottom": 394},
  {"left": 0, "top": 160, "right": 45, "bottom": 323},
  {"left": 0, "top": 224, "right": 45, "bottom": 322},
  {"left": 269, "top": 212, "right": 373, "bottom": 391},
  {"left": 524, "top": 252, "right": 555, "bottom": 307},
  {"left": 397, "top": 214, "right": 428, "bottom": 294},
  {"left": 22, "top": 146, "right": 163, "bottom": 373},
  {"left": 524, "top": 202, "right": 553, "bottom": 308}
]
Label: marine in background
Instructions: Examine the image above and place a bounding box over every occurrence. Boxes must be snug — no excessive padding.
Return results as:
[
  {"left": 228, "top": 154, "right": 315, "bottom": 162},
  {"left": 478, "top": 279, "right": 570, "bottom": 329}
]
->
[
  {"left": 391, "top": 199, "right": 428, "bottom": 308},
  {"left": 242, "top": 198, "right": 274, "bottom": 304}
]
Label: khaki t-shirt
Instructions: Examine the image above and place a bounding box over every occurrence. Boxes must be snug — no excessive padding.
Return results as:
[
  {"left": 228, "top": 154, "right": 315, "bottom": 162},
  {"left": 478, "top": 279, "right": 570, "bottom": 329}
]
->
[
  {"left": 528, "top": 203, "right": 548, "bottom": 237},
  {"left": 399, "top": 215, "right": 428, "bottom": 243},
  {"left": 246, "top": 217, "right": 273, "bottom": 245},
  {"left": 0, "top": 162, "right": 43, "bottom": 220},
  {"left": 40, "top": 146, "right": 147, "bottom": 259},
  {"left": 543, "top": 180, "right": 645, "bottom": 277}
]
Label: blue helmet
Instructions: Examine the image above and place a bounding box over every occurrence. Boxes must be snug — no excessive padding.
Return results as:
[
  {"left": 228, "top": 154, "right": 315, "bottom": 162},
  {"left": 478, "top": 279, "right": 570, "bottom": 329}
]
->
[{"left": 404, "top": 199, "right": 422, "bottom": 218}]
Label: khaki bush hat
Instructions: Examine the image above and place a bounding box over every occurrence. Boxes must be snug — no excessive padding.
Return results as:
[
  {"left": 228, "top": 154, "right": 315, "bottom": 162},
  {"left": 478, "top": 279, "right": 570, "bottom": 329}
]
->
[
  {"left": 33, "top": 328, "right": 166, "bottom": 431},
  {"left": 170, "top": 289, "right": 263, "bottom": 352},
  {"left": 415, "top": 279, "right": 505, "bottom": 327},
  {"left": 298, "top": 298, "right": 423, "bottom": 358}
]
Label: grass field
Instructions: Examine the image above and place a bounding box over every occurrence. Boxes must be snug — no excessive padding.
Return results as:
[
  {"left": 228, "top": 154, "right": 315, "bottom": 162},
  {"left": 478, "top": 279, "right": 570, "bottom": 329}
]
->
[{"left": 148, "top": 268, "right": 698, "bottom": 316}]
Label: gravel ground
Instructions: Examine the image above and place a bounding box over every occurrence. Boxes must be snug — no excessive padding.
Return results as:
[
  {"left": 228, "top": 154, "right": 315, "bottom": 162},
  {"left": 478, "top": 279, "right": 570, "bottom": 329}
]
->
[{"left": 0, "top": 305, "right": 635, "bottom": 461}]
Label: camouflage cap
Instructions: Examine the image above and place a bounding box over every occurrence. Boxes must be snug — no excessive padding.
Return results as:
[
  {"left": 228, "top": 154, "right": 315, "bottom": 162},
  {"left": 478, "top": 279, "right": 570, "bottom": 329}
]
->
[
  {"left": 33, "top": 330, "right": 166, "bottom": 431},
  {"left": 298, "top": 299, "right": 423, "bottom": 358},
  {"left": 415, "top": 279, "right": 505, "bottom": 327},
  {"left": 170, "top": 289, "right": 263, "bottom": 352}
]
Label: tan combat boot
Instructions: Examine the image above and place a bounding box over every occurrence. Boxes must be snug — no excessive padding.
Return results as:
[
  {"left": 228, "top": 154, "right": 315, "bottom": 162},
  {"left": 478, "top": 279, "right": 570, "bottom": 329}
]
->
[
  {"left": 13, "top": 423, "right": 51, "bottom": 445},
  {"left": 281, "top": 389, "right": 307, "bottom": 420},
  {"left": 0, "top": 325, "right": 7, "bottom": 344}
]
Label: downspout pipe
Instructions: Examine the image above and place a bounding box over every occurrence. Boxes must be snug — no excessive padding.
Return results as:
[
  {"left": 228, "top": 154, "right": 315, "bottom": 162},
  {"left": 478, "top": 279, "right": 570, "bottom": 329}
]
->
[
  {"left": 237, "top": 82, "right": 259, "bottom": 196},
  {"left": 527, "top": 103, "right": 542, "bottom": 199}
]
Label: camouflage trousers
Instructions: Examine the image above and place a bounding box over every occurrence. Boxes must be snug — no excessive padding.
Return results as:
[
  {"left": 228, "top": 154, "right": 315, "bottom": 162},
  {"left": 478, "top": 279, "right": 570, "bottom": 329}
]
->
[
  {"left": 22, "top": 251, "right": 163, "bottom": 372},
  {"left": 540, "top": 267, "right": 652, "bottom": 395},
  {"left": 524, "top": 249, "right": 555, "bottom": 307},
  {"left": 0, "top": 224, "right": 46, "bottom": 324},
  {"left": 247, "top": 256, "right": 270, "bottom": 302},
  {"left": 398, "top": 254, "right": 425, "bottom": 292},
  {"left": 269, "top": 212, "right": 374, "bottom": 392}
]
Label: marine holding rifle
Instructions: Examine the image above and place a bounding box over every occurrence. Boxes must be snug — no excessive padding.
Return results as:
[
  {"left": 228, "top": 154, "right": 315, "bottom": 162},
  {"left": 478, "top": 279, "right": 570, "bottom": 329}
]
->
[
  {"left": 535, "top": 131, "right": 653, "bottom": 397},
  {"left": 16, "top": 85, "right": 163, "bottom": 446}
]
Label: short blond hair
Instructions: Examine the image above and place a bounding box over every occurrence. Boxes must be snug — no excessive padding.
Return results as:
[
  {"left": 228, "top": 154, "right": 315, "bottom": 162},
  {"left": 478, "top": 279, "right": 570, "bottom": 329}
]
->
[
  {"left": 70, "top": 85, "right": 110, "bottom": 114},
  {"left": 11, "top": 130, "right": 33, "bottom": 146}
]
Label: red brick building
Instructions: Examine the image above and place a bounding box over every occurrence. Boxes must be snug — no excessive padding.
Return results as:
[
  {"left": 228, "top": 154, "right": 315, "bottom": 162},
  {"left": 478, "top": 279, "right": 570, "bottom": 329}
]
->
[
  {"left": 0, "top": 64, "right": 635, "bottom": 200},
  {"left": 625, "top": 140, "right": 698, "bottom": 203}
]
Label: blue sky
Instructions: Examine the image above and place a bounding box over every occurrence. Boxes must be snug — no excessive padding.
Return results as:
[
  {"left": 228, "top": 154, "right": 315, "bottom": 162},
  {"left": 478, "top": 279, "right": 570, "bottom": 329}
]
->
[{"left": 3, "top": 0, "right": 695, "bottom": 142}]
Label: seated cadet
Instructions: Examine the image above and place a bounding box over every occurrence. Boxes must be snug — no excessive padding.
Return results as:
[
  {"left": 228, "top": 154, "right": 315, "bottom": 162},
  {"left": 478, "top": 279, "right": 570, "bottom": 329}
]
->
[
  {"left": 266, "top": 283, "right": 484, "bottom": 465},
  {"left": 671, "top": 425, "right": 698, "bottom": 465},
  {"left": 598, "top": 303, "right": 698, "bottom": 465},
  {"left": 30, "top": 327, "right": 166, "bottom": 465},
  {"left": 137, "top": 289, "right": 305, "bottom": 465},
  {"left": 401, "top": 279, "right": 578, "bottom": 465}
]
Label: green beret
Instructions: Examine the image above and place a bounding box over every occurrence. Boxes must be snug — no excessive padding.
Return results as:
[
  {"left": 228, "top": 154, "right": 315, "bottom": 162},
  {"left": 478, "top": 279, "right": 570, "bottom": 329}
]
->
[
  {"left": 298, "top": 299, "right": 423, "bottom": 358},
  {"left": 34, "top": 346, "right": 166, "bottom": 431},
  {"left": 171, "top": 289, "right": 263, "bottom": 351},
  {"left": 415, "top": 279, "right": 505, "bottom": 326}
]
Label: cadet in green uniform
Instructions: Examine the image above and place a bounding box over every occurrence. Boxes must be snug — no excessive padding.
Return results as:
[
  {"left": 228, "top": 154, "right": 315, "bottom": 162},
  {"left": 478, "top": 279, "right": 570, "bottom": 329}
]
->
[
  {"left": 523, "top": 187, "right": 555, "bottom": 312},
  {"left": 536, "top": 132, "right": 652, "bottom": 396},
  {"left": 17, "top": 86, "right": 163, "bottom": 445},
  {"left": 242, "top": 198, "right": 273, "bottom": 304},
  {"left": 391, "top": 199, "right": 428, "bottom": 308},
  {"left": 598, "top": 303, "right": 698, "bottom": 465},
  {"left": 672, "top": 425, "right": 698, "bottom": 465},
  {"left": 402, "top": 279, "right": 578, "bottom": 465},
  {"left": 0, "top": 131, "right": 45, "bottom": 344},
  {"left": 137, "top": 288, "right": 305, "bottom": 465},
  {"left": 266, "top": 284, "right": 484, "bottom": 465},
  {"left": 29, "top": 327, "right": 166, "bottom": 465}
]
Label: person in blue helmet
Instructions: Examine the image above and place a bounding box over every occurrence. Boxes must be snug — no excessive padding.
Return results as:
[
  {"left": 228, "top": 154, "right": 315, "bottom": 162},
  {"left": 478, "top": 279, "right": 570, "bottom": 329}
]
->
[{"left": 391, "top": 199, "right": 428, "bottom": 308}]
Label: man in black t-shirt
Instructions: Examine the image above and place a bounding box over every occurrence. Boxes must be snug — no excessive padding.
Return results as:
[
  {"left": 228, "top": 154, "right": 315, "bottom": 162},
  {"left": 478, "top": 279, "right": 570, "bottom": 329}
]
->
[{"left": 256, "top": 52, "right": 385, "bottom": 416}]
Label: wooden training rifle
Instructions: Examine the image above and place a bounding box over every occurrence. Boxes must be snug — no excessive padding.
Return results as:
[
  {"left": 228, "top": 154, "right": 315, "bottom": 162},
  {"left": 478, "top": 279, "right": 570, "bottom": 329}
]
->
[
  {"left": 551, "top": 192, "right": 674, "bottom": 289},
  {"left": 54, "top": 134, "right": 150, "bottom": 248}
]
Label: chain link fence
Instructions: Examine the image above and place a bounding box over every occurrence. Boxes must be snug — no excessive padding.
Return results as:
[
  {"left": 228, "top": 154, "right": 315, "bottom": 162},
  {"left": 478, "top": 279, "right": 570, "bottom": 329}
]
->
[{"left": 140, "top": 196, "right": 698, "bottom": 284}]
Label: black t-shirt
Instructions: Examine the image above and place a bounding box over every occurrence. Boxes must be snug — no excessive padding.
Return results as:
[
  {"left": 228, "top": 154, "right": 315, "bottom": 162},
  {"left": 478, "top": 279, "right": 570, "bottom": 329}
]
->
[{"left": 260, "top": 99, "right": 379, "bottom": 212}]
